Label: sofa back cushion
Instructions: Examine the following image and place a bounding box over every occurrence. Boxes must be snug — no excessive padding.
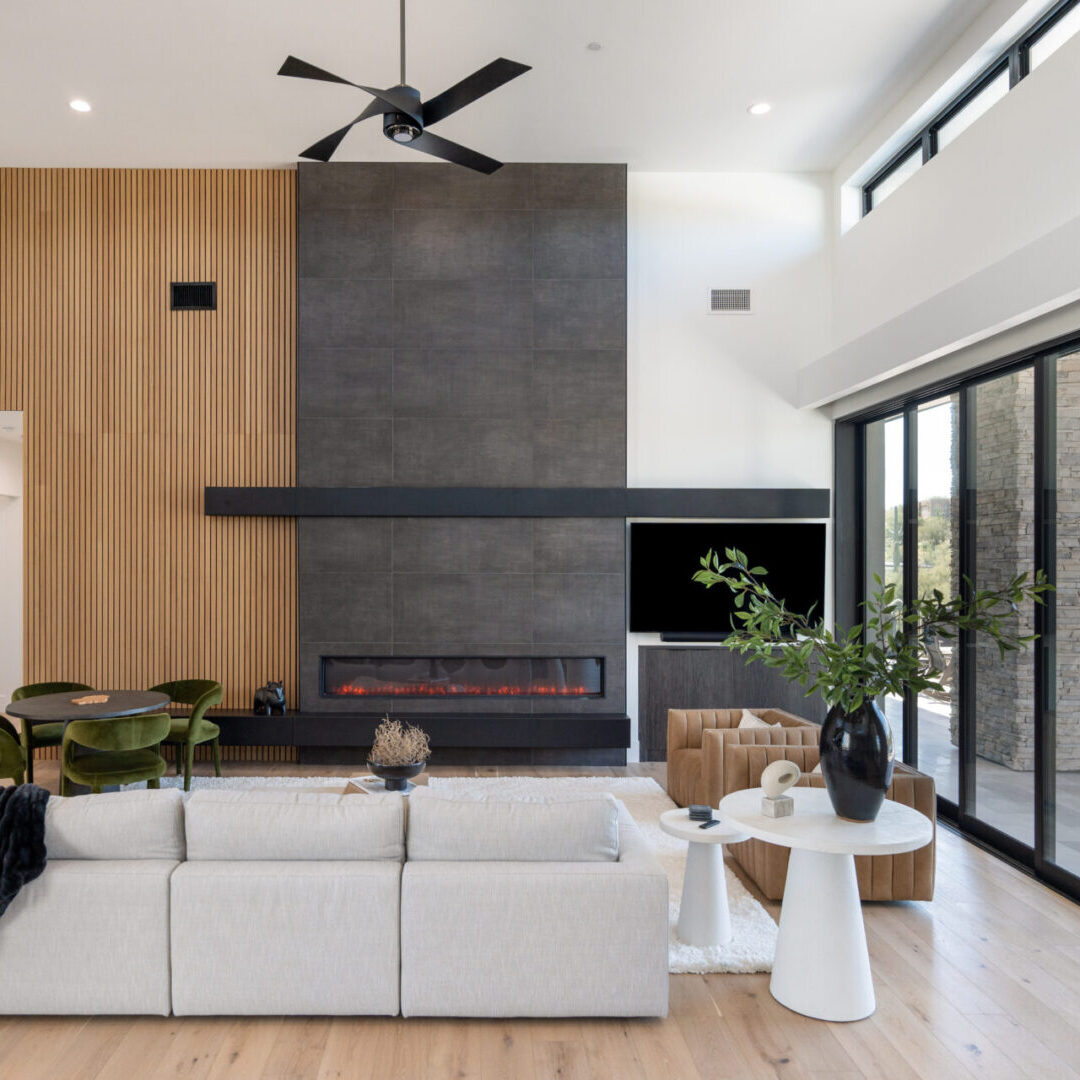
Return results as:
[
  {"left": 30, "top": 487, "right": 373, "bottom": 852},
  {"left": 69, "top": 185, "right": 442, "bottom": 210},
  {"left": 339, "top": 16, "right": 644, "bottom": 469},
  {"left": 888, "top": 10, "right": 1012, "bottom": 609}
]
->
[
  {"left": 184, "top": 790, "right": 405, "bottom": 861},
  {"left": 45, "top": 788, "right": 185, "bottom": 860},
  {"left": 406, "top": 789, "right": 620, "bottom": 862}
]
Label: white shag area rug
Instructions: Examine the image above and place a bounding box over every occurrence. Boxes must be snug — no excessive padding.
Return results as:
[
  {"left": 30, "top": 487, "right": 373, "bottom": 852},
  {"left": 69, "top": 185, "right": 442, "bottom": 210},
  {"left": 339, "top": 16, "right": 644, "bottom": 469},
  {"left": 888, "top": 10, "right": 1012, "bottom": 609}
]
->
[{"left": 128, "top": 773, "right": 777, "bottom": 973}]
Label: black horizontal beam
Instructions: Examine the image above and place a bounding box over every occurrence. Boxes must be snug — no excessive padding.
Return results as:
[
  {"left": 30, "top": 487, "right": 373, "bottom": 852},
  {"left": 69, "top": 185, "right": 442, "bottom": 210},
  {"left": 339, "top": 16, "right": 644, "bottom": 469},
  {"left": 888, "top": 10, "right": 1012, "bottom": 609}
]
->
[{"left": 205, "top": 486, "right": 830, "bottom": 519}]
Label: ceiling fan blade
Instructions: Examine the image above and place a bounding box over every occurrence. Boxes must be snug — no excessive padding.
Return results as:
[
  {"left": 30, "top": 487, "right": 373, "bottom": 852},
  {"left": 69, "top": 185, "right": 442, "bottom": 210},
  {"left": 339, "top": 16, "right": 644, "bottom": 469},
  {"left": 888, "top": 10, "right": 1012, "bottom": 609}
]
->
[
  {"left": 408, "top": 131, "right": 503, "bottom": 174},
  {"left": 422, "top": 58, "right": 530, "bottom": 127},
  {"left": 356, "top": 84, "right": 423, "bottom": 124},
  {"left": 278, "top": 58, "right": 421, "bottom": 124},
  {"left": 298, "top": 116, "right": 366, "bottom": 162},
  {"left": 278, "top": 55, "right": 361, "bottom": 88}
]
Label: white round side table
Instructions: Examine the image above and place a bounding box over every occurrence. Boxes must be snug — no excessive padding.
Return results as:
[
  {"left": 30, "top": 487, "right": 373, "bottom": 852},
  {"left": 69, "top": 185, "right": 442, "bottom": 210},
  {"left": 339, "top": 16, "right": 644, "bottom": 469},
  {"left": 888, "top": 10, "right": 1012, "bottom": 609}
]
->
[
  {"left": 659, "top": 808, "right": 749, "bottom": 947},
  {"left": 718, "top": 786, "right": 933, "bottom": 1022}
]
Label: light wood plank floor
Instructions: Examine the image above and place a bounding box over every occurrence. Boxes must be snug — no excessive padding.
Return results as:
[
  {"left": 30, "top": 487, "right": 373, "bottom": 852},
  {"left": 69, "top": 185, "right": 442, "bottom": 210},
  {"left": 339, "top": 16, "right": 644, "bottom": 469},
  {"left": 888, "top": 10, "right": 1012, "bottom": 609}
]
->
[{"left": 4, "top": 760, "right": 1080, "bottom": 1080}]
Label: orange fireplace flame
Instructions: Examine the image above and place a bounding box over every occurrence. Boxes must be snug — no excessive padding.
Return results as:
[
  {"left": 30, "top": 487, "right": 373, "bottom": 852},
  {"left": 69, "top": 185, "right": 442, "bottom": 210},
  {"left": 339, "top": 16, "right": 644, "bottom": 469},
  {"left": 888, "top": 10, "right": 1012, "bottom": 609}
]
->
[{"left": 329, "top": 681, "right": 598, "bottom": 698}]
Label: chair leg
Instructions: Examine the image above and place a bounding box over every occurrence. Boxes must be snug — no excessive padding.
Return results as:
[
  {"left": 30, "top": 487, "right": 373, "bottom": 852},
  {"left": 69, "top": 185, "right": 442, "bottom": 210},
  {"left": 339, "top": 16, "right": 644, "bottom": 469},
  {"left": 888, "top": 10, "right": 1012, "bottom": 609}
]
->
[
  {"left": 148, "top": 777, "right": 160, "bottom": 789},
  {"left": 212, "top": 737, "right": 222, "bottom": 778},
  {"left": 60, "top": 768, "right": 70, "bottom": 796},
  {"left": 175, "top": 745, "right": 181, "bottom": 775},
  {"left": 15, "top": 767, "right": 24, "bottom": 786},
  {"left": 184, "top": 742, "right": 194, "bottom": 792},
  {"left": 24, "top": 742, "right": 34, "bottom": 785}
]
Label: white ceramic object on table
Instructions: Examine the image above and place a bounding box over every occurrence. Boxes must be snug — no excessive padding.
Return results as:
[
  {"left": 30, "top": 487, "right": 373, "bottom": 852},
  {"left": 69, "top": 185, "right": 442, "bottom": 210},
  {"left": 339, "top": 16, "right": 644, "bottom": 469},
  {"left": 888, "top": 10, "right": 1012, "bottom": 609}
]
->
[
  {"left": 659, "top": 808, "right": 749, "bottom": 947},
  {"left": 718, "top": 786, "right": 933, "bottom": 1022},
  {"left": 760, "top": 759, "right": 801, "bottom": 798}
]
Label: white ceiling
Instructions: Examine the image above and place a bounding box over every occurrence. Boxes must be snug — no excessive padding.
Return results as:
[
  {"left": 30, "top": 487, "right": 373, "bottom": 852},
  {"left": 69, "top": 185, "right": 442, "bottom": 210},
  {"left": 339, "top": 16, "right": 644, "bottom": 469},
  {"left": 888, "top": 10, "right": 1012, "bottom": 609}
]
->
[{"left": 0, "top": 0, "right": 992, "bottom": 172}]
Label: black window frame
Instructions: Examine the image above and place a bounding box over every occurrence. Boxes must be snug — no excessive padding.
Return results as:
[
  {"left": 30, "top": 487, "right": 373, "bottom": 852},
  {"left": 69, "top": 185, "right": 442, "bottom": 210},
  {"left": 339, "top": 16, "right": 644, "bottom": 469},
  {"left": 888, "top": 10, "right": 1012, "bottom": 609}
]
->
[
  {"left": 862, "top": 0, "right": 1080, "bottom": 215},
  {"left": 835, "top": 327, "right": 1080, "bottom": 904}
]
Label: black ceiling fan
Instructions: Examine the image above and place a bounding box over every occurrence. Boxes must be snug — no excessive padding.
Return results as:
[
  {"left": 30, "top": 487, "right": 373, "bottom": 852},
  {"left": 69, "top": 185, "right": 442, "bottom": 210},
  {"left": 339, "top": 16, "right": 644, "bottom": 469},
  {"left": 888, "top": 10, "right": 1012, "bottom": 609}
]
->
[{"left": 278, "top": 0, "right": 529, "bottom": 174}]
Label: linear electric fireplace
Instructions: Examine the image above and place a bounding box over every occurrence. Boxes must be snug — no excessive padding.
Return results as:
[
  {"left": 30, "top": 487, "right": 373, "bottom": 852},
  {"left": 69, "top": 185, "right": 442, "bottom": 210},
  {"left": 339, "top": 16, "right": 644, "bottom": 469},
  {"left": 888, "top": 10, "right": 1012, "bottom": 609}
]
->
[{"left": 321, "top": 656, "right": 604, "bottom": 699}]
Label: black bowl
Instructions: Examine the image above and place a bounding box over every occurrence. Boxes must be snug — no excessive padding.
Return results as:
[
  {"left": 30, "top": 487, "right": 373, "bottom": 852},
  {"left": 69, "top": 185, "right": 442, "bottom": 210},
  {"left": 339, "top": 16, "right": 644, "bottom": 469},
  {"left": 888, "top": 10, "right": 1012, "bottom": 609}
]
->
[{"left": 368, "top": 760, "right": 426, "bottom": 791}]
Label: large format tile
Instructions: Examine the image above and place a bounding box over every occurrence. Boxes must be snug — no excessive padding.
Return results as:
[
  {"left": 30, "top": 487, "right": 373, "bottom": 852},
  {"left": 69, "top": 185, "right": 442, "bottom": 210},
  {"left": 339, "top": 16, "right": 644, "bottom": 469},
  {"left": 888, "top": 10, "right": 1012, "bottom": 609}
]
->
[
  {"left": 531, "top": 164, "right": 627, "bottom": 209},
  {"left": 533, "top": 519, "right": 625, "bottom": 573},
  {"left": 533, "top": 279, "right": 626, "bottom": 350},
  {"left": 393, "top": 573, "right": 534, "bottom": 641},
  {"left": 532, "top": 350, "right": 626, "bottom": 419},
  {"left": 533, "top": 418, "right": 626, "bottom": 486},
  {"left": 394, "top": 279, "right": 533, "bottom": 348},
  {"left": 393, "top": 210, "right": 532, "bottom": 280},
  {"left": 300, "top": 519, "right": 392, "bottom": 574},
  {"left": 393, "top": 418, "right": 533, "bottom": 485},
  {"left": 392, "top": 349, "right": 533, "bottom": 417},
  {"left": 298, "top": 348, "right": 392, "bottom": 418},
  {"left": 392, "top": 518, "right": 532, "bottom": 572},
  {"left": 532, "top": 210, "right": 625, "bottom": 279},
  {"left": 300, "top": 573, "right": 393, "bottom": 642},
  {"left": 298, "top": 162, "right": 395, "bottom": 211},
  {"left": 392, "top": 163, "right": 532, "bottom": 209},
  {"left": 299, "top": 210, "right": 392, "bottom": 278},
  {"left": 299, "top": 278, "right": 394, "bottom": 348},
  {"left": 532, "top": 573, "right": 626, "bottom": 641},
  {"left": 298, "top": 418, "right": 392, "bottom": 485}
]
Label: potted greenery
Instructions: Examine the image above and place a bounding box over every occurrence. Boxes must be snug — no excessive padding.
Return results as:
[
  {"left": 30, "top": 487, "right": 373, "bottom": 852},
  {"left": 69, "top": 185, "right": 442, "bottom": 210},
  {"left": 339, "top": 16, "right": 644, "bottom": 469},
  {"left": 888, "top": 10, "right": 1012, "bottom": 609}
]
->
[
  {"left": 368, "top": 717, "right": 432, "bottom": 791},
  {"left": 693, "top": 548, "right": 1051, "bottom": 822}
]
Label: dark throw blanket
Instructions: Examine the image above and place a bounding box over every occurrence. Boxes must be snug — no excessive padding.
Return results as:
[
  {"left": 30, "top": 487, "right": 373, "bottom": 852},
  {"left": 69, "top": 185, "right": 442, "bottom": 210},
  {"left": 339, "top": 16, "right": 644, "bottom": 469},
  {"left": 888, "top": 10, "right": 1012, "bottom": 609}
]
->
[{"left": 0, "top": 783, "right": 50, "bottom": 918}]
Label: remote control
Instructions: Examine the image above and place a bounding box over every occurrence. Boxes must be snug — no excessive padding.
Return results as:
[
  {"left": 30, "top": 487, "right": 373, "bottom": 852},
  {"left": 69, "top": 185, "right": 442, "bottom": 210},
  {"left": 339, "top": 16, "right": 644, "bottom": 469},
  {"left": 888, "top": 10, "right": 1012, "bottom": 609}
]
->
[{"left": 699, "top": 818, "right": 721, "bottom": 830}]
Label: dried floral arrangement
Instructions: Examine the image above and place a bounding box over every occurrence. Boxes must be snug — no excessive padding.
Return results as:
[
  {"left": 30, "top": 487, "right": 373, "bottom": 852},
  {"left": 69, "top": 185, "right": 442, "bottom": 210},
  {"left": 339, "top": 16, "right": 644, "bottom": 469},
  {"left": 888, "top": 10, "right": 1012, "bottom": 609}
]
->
[{"left": 368, "top": 717, "right": 431, "bottom": 767}]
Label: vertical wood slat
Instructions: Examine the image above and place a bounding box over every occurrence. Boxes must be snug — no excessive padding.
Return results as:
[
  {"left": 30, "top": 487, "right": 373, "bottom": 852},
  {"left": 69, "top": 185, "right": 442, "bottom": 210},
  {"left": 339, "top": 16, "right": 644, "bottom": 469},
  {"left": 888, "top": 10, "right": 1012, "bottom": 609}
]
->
[{"left": 0, "top": 168, "right": 297, "bottom": 710}]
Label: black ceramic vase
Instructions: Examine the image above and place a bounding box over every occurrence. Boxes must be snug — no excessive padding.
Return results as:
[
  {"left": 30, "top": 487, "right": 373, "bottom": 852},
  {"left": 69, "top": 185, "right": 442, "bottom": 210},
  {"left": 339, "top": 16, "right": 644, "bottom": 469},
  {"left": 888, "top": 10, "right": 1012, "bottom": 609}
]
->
[{"left": 819, "top": 698, "right": 895, "bottom": 822}]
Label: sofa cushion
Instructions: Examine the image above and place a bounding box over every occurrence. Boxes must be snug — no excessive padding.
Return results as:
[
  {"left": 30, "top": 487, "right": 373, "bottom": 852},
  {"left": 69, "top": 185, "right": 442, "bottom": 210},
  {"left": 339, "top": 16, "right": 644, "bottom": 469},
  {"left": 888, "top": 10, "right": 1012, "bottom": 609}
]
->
[
  {"left": 184, "top": 790, "right": 404, "bottom": 861},
  {"left": 45, "top": 788, "right": 185, "bottom": 860},
  {"left": 0, "top": 859, "right": 177, "bottom": 1015},
  {"left": 406, "top": 789, "right": 619, "bottom": 862}
]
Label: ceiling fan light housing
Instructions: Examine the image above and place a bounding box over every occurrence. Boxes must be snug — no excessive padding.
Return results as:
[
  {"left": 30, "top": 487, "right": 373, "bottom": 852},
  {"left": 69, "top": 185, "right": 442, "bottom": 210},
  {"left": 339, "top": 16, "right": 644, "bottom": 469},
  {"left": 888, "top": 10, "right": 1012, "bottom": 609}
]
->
[{"left": 384, "top": 113, "right": 423, "bottom": 142}]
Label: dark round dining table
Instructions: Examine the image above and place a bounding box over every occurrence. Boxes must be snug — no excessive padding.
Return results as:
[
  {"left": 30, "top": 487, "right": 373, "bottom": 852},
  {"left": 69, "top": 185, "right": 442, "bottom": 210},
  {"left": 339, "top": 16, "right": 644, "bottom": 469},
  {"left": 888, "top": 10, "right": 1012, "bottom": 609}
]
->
[{"left": 6, "top": 689, "right": 171, "bottom": 729}]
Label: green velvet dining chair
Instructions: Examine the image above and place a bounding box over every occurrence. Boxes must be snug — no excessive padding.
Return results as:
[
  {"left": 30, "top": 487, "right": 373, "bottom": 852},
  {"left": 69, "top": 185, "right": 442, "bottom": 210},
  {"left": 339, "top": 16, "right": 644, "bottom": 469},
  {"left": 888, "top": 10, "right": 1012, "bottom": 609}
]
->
[
  {"left": 60, "top": 712, "right": 170, "bottom": 795},
  {"left": 0, "top": 716, "right": 26, "bottom": 786},
  {"left": 11, "top": 681, "right": 94, "bottom": 784},
  {"left": 149, "top": 679, "right": 223, "bottom": 792}
]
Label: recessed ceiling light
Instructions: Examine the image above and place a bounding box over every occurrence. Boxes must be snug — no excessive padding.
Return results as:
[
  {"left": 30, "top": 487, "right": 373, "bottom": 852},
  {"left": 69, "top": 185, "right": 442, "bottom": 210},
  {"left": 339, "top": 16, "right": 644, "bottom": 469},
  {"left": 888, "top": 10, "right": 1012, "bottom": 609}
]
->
[
  {"left": 69, "top": 98, "right": 92, "bottom": 113},
  {"left": 747, "top": 102, "right": 772, "bottom": 116},
  {"left": 586, "top": 42, "right": 602, "bottom": 51}
]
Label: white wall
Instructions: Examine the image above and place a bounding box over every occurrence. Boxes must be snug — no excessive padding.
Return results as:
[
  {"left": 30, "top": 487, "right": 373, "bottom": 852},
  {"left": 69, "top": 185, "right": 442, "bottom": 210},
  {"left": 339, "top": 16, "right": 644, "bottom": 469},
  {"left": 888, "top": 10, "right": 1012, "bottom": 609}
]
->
[
  {"left": 0, "top": 432, "right": 23, "bottom": 711},
  {"left": 801, "top": 21, "right": 1080, "bottom": 409},
  {"left": 625, "top": 173, "right": 834, "bottom": 759}
]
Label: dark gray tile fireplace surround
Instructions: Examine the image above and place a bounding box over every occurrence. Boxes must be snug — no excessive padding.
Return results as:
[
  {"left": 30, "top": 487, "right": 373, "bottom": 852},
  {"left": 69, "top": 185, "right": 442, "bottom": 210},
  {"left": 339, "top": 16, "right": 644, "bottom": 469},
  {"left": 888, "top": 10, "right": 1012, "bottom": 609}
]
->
[{"left": 297, "top": 163, "right": 628, "bottom": 754}]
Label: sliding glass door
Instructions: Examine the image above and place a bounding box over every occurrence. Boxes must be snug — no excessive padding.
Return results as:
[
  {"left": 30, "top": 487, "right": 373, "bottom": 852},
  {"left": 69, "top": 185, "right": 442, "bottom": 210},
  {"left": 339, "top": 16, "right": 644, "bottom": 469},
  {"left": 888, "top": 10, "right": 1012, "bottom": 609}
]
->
[
  {"left": 915, "top": 395, "right": 960, "bottom": 807},
  {"left": 971, "top": 369, "right": 1036, "bottom": 847},
  {"left": 846, "top": 343, "right": 1080, "bottom": 900}
]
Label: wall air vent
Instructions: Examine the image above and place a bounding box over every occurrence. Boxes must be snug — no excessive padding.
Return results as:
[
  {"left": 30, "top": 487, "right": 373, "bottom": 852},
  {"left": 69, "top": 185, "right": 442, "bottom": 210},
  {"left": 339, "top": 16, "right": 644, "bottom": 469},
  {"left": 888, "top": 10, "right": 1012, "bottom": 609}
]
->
[
  {"left": 171, "top": 282, "right": 217, "bottom": 311},
  {"left": 709, "top": 288, "right": 751, "bottom": 314}
]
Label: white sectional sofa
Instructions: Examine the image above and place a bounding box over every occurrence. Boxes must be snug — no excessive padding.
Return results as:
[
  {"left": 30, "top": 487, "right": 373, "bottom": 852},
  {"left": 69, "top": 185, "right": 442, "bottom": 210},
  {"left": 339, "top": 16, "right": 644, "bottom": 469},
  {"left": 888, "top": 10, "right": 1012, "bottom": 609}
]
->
[{"left": 0, "top": 786, "right": 669, "bottom": 1018}]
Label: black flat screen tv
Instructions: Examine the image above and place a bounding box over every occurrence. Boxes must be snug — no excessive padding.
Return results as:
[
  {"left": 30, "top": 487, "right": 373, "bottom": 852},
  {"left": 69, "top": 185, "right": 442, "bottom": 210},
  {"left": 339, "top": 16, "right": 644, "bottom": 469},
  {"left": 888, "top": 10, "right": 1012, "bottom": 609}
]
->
[{"left": 629, "top": 522, "right": 826, "bottom": 635}]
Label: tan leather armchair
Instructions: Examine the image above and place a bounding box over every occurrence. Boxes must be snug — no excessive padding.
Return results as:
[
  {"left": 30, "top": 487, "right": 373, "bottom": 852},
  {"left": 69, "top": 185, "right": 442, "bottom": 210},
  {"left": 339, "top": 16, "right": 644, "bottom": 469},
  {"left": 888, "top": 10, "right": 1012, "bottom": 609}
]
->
[
  {"left": 721, "top": 743, "right": 936, "bottom": 902},
  {"left": 666, "top": 707, "right": 816, "bottom": 808}
]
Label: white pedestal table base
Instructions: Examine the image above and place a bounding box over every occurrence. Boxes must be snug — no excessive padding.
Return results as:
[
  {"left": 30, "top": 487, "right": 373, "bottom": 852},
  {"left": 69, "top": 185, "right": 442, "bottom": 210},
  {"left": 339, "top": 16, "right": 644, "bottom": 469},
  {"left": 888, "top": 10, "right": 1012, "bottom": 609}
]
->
[
  {"left": 677, "top": 839, "right": 732, "bottom": 947},
  {"left": 769, "top": 848, "right": 875, "bottom": 1022}
]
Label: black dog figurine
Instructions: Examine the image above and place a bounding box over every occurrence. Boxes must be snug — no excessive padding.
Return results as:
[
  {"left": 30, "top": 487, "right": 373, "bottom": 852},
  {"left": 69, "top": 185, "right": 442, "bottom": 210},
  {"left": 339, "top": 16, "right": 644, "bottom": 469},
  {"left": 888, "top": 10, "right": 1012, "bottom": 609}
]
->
[{"left": 253, "top": 680, "right": 287, "bottom": 716}]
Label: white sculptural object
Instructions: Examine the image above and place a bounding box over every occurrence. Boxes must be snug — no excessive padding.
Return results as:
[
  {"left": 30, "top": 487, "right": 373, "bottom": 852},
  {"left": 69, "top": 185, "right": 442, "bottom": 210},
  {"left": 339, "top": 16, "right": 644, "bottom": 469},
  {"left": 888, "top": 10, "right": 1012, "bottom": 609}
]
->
[{"left": 760, "top": 759, "right": 801, "bottom": 817}]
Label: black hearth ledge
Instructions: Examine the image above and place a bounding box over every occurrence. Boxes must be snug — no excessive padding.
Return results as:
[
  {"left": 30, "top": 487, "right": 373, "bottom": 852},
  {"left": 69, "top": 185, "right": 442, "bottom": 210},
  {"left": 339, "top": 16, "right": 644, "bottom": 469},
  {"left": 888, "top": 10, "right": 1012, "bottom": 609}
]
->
[
  {"left": 205, "top": 486, "right": 830, "bottom": 519},
  {"left": 209, "top": 710, "right": 631, "bottom": 751}
]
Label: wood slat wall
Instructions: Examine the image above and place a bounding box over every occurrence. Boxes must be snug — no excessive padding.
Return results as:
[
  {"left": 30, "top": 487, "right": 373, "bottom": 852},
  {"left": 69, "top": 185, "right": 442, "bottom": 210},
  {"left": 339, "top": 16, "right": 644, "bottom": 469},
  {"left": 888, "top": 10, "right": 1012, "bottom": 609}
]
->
[{"left": 0, "top": 168, "right": 297, "bottom": 711}]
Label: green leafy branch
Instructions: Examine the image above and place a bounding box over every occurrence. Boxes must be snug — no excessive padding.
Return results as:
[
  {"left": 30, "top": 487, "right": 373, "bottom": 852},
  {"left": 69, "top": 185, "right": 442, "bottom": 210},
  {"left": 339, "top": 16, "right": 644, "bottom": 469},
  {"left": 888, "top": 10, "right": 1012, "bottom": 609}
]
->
[{"left": 692, "top": 547, "right": 1052, "bottom": 714}]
